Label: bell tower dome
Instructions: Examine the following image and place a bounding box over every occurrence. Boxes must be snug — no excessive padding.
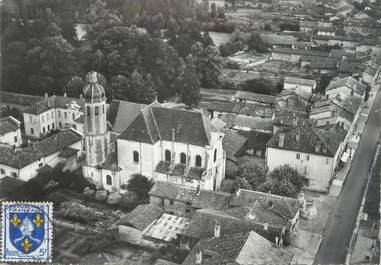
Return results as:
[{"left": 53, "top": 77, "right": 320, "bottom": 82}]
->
[{"left": 83, "top": 71, "right": 109, "bottom": 166}]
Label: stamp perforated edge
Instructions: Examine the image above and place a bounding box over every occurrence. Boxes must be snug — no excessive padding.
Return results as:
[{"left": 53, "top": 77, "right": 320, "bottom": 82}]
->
[{"left": 1, "top": 201, "right": 53, "bottom": 263}]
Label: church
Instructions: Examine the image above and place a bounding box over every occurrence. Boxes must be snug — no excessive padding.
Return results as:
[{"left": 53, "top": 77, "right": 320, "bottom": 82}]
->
[{"left": 82, "top": 71, "right": 226, "bottom": 193}]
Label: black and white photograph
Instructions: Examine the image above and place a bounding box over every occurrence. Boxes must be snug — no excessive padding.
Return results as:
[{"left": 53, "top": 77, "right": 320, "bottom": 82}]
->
[{"left": 0, "top": 0, "right": 380, "bottom": 264}]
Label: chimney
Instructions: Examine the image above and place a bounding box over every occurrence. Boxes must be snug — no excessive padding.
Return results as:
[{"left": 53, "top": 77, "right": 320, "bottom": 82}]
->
[
  {"left": 64, "top": 92, "right": 67, "bottom": 97},
  {"left": 275, "top": 237, "right": 279, "bottom": 247},
  {"left": 44, "top": 92, "right": 48, "bottom": 98},
  {"left": 278, "top": 133, "right": 285, "bottom": 147},
  {"left": 295, "top": 131, "right": 300, "bottom": 143},
  {"left": 214, "top": 224, "right": 221, "bottom": 238},
  {"left": 196, "top": 250, "right": 202, "bottom": 264},
  {"left": 196, "top": 184, "right": 201, "bottom": 195}
]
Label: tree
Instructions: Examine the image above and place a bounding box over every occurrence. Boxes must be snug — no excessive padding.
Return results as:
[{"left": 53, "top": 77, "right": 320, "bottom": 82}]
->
[
  {"left": 268, "top": 165, "right": 305, "bottom": 190},
  {"left": 239, "top": 78, "right": 277, "bottom": 95},
  {"left": 64, "top": 75, "right": 85, "bottom": 97},
  {"left": 175, "top": 56, "right": 201, "bottom": 107},
  {"left": 279, "top": 22, "right": 299, "bottom": 31},
  {"left": 219, "top": 43, "right": 233, "bottom": 57},
  {"left": 264, "top": 24, "right": 272, "bottom": 31},
  {"left": 126, "top": 174, "right": 154, "bottom": 201},
  {"left": 237, "top": 162, "right": 266, "bottom": 190},
  {"left": 247, "top": 33, "right": 269, "bottom": 53},
  {"left": 318, "top": 74, "right": 336, "bottom": 94},
  {"left": 211, "top": 3, "right": 217, "bottom": 17}
]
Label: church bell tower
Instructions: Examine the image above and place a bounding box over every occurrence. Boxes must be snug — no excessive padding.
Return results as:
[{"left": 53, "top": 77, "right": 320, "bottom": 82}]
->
[{"left": 83, "top": 71, "right": 110, "bottom": 166}]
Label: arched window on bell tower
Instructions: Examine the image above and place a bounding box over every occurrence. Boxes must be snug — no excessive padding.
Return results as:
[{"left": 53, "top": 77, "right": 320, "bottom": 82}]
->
[
  {"left": 95, "top": 106, "right": 99, "bottom": 116},
  {"left": 87, "top": 106, "right": 91, "bottom": 116}
]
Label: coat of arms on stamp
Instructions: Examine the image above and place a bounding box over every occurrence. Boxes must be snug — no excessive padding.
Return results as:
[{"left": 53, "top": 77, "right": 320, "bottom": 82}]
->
[{"left": 1, "top": 202, "right": 53, "bottom": 262}]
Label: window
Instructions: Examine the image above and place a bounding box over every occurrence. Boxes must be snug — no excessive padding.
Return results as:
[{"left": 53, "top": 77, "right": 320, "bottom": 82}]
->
[
  {"left": 180, "top": 153, "right": 186, "bottom": 164},
  {"left": 38, "top": 163, "right": 43, "bottom": 168},
  {"left": 185, "top": 209, "right": 190, "bottom": 213},
  {"left": 133, "top": 151, "right": 139, "bottom": 163},
  {"left": 95, "top": 106, "right": 99, "bottom": 116},
  {"left": 73, "top": 125, "right": 76, "bottom": 130},
  {"left": 31, "top": 128, "right": 34, "bottom": 135},
  {"left": 42, "top": 127, "right": 46, "bottom": 133},
  {"left": 106, "top": 175, "right": 112, "bottom": 185},
  {"left": 72, "top": 113, "right": 75, "bottom": 120},
  {"left": 47, "top": 125, "right": 50, "bottom": 131},
  {"left": 64, "top": 112, "right": 67, "bottom": 119},
  {"left": 87, "top": 106, "right": 91, "bottom": 116},
  {"left": 170, "top": 200, "right": 174, "bottom": 206},
  {"left": 195, "top": 155, "right": 202, "bottom": 167},
  {"left": 59, "top": 122, "right": 62, "bottom": 129},
  {"left": 52, "top": 123, "right": 54, "bottom": 129},
  {"left": 102, "top": 105, "right": 105, "bottom": 114},
  {"left": 14, "top": 136, "right": 17, "bottom": 143},
  {"left": 306, "top": 155, "right": 310, "bottom": 161},
  {"left": 11, "top": 172, "right": 17, "bottom": 178},
  {"left": 296, "top": 153, "right": 300, "bottom": 159},
  {"left": 58, "top": 110, "right": 61, "bottom": 118},
  {"left": 351, "top": 90, "right": 354, "bottom": 96},
  {"left": 165, "top": 150, "right": 171, "bottom": 161},
  {"left": 161, "top": 199, "right": 165, "bottom": 206},
  {"left": 214, "top": 149, "right": 217, "bottom": 162},
  {"left": 0, "top": 169, "right": 5, "bottom": 174}
]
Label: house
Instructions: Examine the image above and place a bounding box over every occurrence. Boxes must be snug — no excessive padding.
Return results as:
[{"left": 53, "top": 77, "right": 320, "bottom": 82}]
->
[
  {"left": 233, "top": 91, "right": 276, "bottom": 107},
  {"left": 362, "top": 64, "right": 379, "bottom": 86},
  {"left": 300, "top": 56, "right": 339, "bottom": 74},
  {"left": 313, "top": 35, "right": 360, "bottom": 49},
  {"left": 182, "top": 231, "right": 293, "bottom": 265},
  {"left": 300, "top": 20, "right": 318, "bottom": 33},
  {"left": 343, "top": 20, "right": 381, "bottom": 37},
  {"left": 0, "top": 129, "right": 82, "bottom": 181},
  {"left": 272, "top": 109, "right": 309, "bottom": 133},
  {"left": 284, "top": 76, "right": 316, "bottom": 96},
  {"left": 0, "top": 116, "right": 22, "bottom": 147},
  {"left": 325, "top": 76, "right": 367, "bottom": 101},
  {"left": 309, "top": 97, "right": 362, "bottom": 130},
  {"left": 266, "top": 124, "right": 348, "bottom": 192},
  {"left": 271, "top": 48, "right": 330, "bottom": 63},
  {"left": 23, "top": 93, "right": 84, "bottom": 138},
  {"left": 276, "top": 90, "right": 309, "bottom": 112},
  {"left": 220, "top": 113, "right": 273, "bottom": 134}
]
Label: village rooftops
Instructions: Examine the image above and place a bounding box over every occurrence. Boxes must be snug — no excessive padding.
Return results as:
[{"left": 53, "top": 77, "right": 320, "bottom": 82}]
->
[
  {"left": 267, "top": 123, "right": 348, "bottom": 157},
  {"left": 221, "top": 113, "right": 273, "bottom": 132},
  {"left": 271, "top": 48, "right": 330, "bottom": 58},
  {"left": 284, "top": 77, "right": 316, "bottom": 87},
  {"left": 200, "top": 88, "right": 237, "bottom": 102},
  {"left": 118, "top": 105, "right": 215, "bottom": 147},
  {"left": 233, "top": 91, "right": 276, "bottom": 105},
  {"left": 24, "top": 94, "right": 84, "bottom": 115},
  {"left": 199, "top": 100, "right": 274, "bottom": 118},
  {"left": 118, "top": 204, "right": 164, "bottom": 231},
  {"left": 221, "top": 129, "right": 247, "bottom": 160},
  {"left": 0, "top": 116, "right": 20, "bottom": 135},
  {"left": 149, "top": 181, "right": 197, "bottom": 203},
  {"left": 0, "top": 144, "right": 42, "bottom": 169},
  {"left": 364, "top": 65, "right": 378, "bottom": 77},
  {"left": 301, "top": 56, "right": 339, "bottom": 69},
  {"left": 183, "top": 230, "right": 293, "bottom": 265},
  {"left": 273, "top": 109, "right": 309, "bottom": 127},
  {"left": 326, "top": 76, "right": 367, "bottom": 95},
  {"left": 300, "top": 19, "right": 318, "bottom": 28}
]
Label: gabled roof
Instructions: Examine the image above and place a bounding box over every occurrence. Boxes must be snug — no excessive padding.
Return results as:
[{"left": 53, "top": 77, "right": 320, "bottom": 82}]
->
[
  {"left": 0, "top": 116, "right": 20, "bottom": 135},
  {"left": 118, "top": 105, "right": 213, "bottom": 146},
  {"left": 107, "top": 100, "right": 146, "bottom": 133},
  {"left": 118, "top": 204, "right": 163, "bottom": 231},
  {"left": 183, "top": 230, "right": 293, "bottom": 265},
  {"left": 221, "top": 129, "right": 247, "bottom": 160},
  {"left": 26, "top": 129, "right": 82, "bottom": 157},
  {"left": 24, "top": 95, "right": 84, "bottom": 115},
  {"left": 0, "top": 145, "right": 42, "bottom": 169},
  {"left": 267, "top": 123, "right": 347, "bottom": 156},
  {"left": 284, "top": 77, "right": 316, "bottom": 87},
  {"left": 326, "top": 76, "right": 367, "bottom": 95},
  {"left": 199, "top": 100, "right": 273, "bottom": 118},
  {"left": 149, "top": 181, "right": 197, "bottom": 203},
  {"left": 272, "top": 48, "right": 330, "bottom": 58},
  {"left": 234, "top": 91, "right": 276, "bottom": 105}
]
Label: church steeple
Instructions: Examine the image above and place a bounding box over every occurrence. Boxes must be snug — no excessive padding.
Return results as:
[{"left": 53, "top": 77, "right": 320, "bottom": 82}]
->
[{"left": 83, "top": 71, "right": 109, "bottom": 167}]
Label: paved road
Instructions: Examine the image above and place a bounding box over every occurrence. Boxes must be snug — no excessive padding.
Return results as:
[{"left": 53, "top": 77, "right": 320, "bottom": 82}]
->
[{"left": 313, "top": 87, "right": 381, "bottom": 264}]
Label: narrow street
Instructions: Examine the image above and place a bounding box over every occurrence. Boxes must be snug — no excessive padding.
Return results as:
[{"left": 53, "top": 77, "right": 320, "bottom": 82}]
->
[{"left": 313, "top": 87, "right": 381, "bottom": 264}]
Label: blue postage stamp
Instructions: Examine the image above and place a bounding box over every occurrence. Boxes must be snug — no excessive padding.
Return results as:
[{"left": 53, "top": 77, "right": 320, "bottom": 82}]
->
[{"left": 1, "top": 202, "right": 53, "bottom": 263}]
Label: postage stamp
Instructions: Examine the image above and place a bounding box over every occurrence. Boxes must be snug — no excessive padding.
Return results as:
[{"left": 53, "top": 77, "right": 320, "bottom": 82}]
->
[{"left": 1, "top": 202, "right": 53, "bottom": 263}]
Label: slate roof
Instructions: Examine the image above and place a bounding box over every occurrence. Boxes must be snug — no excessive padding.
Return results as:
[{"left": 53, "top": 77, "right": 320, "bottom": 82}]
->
[
  {"left": 326, "top": 76, "right": 367, "bottom": 95},
  {"left": 267, "top": 123, "right": 347, "bottom": 157},
  {"left": 273, "top": 109, "right": 309, "bottom": 127},
  {"left": 284, "top": 77, "right": 316, "bottom": 87},
  {"left": 118, "top": 204, "right": 163, "bottom": 231},
  {"left": 221, "top": 129, "right": 247, "bottom": 159},
  {"left": 149, "top": 181, "right": 197, "bottom": 203},
  {"left": 364, "top": 65, "right": 378, "bottom": 77},
  {"left": 24, "top": 95, "right": 84, "bottom": 115},
  {"left": 199, "top": 100, "right": 273, "bottom": 118},
  {"left": 192, "top": 190, "right": 233, "bottom": 210},
  {"left": 272, "top": 48, "right": 330, "bottom": 58},
  {"left": 26, "top": 129, "right": 82, "bottom": 157},
  {"left": 300, "top": 20, "right": 318, "bottom": 28},
  {"left": 0, "top": 116, "right": 20, "bottom": 135},
  {"left": 301, "top": 56, "right": 339, "bottom": 69},
  {"left": 107, "top": 100, "right": 146, "bottom": 133},
  {"left": 234, "top": 91, "right": 276, "bottom": 105},
  {"left": 310, "top": 96, "right": 361, "bottom": 122},
  {"left": 58, "top": 147, "right": 79, "bottom": 158},
  {"left": 118, "top": 106, "right": 213, "bottom": 146},
  {"left": 221, "top": 114, "right": 273, "bottom": 132},
  {"left": 0, "top": 145, "right": 42, "bottom": 169}
]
